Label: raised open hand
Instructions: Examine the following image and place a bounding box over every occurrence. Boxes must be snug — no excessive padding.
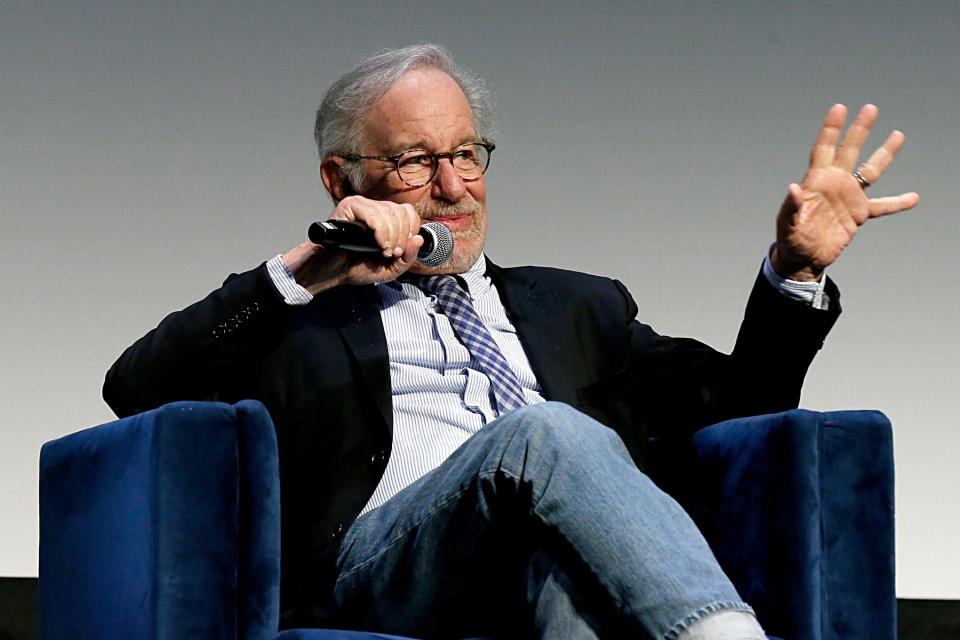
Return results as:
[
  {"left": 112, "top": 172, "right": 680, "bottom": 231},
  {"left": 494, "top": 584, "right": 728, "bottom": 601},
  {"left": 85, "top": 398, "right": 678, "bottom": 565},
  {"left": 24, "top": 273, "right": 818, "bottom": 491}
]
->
[{"left": 771, "top": 104, "right": 920, "bottom": 282}]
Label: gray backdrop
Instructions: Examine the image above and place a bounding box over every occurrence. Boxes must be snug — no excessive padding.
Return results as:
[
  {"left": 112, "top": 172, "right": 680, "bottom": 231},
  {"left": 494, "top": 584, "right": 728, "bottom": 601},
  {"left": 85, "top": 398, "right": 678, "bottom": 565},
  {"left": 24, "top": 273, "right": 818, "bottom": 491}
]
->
[{"left": 2, "top": 1, "right": 957, "bottom": 598}]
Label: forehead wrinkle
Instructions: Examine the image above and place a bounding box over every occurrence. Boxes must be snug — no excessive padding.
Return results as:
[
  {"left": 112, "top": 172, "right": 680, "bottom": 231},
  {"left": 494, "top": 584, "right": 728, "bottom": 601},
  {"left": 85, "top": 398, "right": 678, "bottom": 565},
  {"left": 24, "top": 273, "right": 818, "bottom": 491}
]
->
[
  {"left": 387, "top": 133, "right": 480, "bottom": 155},
  {"left": 372, "top": 112, "right": 476, "bottom": 154},
  {"left": 364, "top": 68, "right": 477, "bottom": 155}
]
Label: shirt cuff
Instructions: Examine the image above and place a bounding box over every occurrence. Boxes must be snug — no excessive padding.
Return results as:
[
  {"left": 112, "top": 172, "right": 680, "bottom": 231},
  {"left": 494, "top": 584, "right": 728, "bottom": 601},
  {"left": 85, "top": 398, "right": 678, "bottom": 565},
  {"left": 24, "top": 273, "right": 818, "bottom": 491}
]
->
[
  {"left": 266, "top": 254, "right": 313, "bottom": 306},
  {"left": 762, "top": 249, "right": 830, "bottom": 310}
]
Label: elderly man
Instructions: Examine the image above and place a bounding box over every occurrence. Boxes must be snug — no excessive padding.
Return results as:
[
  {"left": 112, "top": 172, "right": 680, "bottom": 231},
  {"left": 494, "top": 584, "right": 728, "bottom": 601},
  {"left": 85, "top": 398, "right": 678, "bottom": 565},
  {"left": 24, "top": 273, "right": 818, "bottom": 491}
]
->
[{"left": 105, "top": 44, "right": 917, "bottom": 639}]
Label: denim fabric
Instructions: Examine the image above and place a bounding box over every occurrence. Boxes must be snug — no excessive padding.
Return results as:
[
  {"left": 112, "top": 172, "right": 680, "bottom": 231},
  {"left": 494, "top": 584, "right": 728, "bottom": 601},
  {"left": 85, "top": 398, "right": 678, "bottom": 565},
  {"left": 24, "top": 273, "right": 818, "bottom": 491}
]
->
[{"left": 332, "top": 402, "right": 753, "bottom": 639}]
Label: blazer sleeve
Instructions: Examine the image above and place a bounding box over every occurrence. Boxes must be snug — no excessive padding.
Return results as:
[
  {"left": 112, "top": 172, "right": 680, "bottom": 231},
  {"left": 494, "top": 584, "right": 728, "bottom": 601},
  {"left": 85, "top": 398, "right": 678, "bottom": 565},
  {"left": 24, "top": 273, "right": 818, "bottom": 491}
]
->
[
  {"left": 103, "top": 263, "right": 293, "bottom": 418},
  {"left": 628, "top": 268, "right": 841, "bottom": 440}
]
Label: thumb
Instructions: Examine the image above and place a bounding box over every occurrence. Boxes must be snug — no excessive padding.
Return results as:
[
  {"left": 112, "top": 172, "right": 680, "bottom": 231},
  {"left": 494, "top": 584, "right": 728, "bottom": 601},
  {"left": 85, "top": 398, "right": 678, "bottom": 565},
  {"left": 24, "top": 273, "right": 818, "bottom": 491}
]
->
[
  {"left": 396, "top": 234, "right": 425, "bottom": 270},
  {"left": 778, "top": 183, "right": 804, "bottom": 217}
]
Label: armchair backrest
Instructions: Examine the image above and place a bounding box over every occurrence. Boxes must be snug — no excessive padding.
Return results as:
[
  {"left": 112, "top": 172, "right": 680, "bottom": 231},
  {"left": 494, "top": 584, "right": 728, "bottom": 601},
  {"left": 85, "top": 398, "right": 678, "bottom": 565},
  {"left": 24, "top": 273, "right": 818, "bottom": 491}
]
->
[
  {"left": 651, "top": 409, "right": 896, "bottom": 640},
  {"left": 39, "top": 400, "right": 281, "bottom": 640}
]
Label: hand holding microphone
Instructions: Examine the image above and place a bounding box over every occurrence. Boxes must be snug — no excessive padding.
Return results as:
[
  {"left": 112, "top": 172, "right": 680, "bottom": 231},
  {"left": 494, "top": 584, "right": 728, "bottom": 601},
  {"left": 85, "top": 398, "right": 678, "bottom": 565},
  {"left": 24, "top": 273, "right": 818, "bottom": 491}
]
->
[
  {"left": 280, "top": 196, "right": 453, "bottom": 296},
  {"left": 308, "top": 219, "right": 453, "bottom": 267}
]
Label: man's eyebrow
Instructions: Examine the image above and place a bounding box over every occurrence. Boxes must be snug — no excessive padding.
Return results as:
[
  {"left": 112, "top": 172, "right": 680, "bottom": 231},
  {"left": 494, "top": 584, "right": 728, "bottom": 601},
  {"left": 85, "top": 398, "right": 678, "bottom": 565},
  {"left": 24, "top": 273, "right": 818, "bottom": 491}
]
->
[
  {"left": 385, "top": 135, "right": 480, "bottom": 154},
  {"left": 384, "top": 139, "right": 431, "bottom": 153}
]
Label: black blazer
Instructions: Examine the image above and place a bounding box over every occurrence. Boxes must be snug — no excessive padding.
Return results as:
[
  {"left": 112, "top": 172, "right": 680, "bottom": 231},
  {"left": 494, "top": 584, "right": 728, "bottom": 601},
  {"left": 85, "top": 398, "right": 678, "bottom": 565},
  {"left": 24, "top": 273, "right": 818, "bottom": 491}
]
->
[{"left": 104, "top": 258, "right": 839, "bottom": 623}]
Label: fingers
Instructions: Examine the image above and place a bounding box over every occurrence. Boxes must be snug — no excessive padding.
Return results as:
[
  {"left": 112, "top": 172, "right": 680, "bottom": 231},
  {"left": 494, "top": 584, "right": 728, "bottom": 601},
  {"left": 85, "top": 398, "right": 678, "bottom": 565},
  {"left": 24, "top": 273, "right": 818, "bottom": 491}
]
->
[
  {"left": 386, "top": 202, "right": 420, "bottom": 258},
  {"left": 811, "top": 103, "right": 910, "bottom": 191},
  {"left": 835, "top": 104, "right": 878, "bottom": 171},
  {"left": 857, "top": 129, "right": 905, "bottom": 185},
  {"left": 810, "top": 103, "right": 847, "bottom": 168},
  {"left": 333, "top": 196, "right": 421, "bottom": 258},
  {"left": 811, "top": 104, "right": 884, "bottom": 172},
  {"left": 868, "top": 191, "right": 920, "bottom": 218}
]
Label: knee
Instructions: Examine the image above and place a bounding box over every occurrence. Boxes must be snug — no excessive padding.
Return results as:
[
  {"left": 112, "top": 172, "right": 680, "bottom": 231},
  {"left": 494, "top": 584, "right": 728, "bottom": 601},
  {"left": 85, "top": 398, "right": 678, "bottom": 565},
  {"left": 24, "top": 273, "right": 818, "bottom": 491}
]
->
[
  {"left": 511, "top": 401, "right": 582, "bottom": 425},
  {"left": 501, "top": 402, "right": 620, "bottom": 457}
]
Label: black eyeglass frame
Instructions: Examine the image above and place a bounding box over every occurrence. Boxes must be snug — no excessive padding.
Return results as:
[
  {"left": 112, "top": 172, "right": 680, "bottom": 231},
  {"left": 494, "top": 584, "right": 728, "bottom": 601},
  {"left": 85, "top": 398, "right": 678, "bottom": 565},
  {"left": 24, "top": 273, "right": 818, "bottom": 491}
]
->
[{"left": 339, "top": 139, "right": 496, "bottom": 187}]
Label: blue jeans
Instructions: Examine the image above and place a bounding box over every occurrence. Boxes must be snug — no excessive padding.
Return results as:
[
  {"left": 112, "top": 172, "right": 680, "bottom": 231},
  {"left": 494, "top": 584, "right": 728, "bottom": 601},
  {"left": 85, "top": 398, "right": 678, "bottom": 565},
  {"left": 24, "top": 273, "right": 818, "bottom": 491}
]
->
[{"left": 332, "top": 402, "right": 754, "bottom": 639}]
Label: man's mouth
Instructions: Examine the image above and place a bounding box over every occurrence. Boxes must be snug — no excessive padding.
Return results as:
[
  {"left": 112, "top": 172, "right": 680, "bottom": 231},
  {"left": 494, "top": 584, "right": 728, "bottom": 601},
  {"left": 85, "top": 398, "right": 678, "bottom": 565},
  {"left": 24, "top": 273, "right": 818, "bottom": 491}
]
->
[
  {"left": 416, "top": 201, "right": 480, "bottom": 233},
  {"left": 429, "top": 213, "right": 473, "bottom": 231}
]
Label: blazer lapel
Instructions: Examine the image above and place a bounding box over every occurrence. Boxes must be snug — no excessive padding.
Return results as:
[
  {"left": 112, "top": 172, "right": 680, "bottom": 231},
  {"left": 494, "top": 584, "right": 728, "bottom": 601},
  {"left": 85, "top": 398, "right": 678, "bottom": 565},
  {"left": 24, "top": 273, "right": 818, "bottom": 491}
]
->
[
  {"left": 319, "top": 285, "right": 393, "bottom": 433},
  {"left": 487, "top": 260, "right": 586, "bottom": 406}
]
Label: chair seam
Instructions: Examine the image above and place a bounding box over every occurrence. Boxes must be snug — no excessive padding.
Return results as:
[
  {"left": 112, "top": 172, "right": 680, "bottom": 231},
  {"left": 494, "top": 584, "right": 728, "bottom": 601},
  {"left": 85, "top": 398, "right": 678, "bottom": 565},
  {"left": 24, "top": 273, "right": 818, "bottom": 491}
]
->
[
  {"left": 816, "top": 412, "right": 828, "bottom": 640},
  {"left": 148, "top": 412, "right": 160, "bottom": 640},
  {"left": 231, "top": 405, "right": 242, "bottom": 640}
]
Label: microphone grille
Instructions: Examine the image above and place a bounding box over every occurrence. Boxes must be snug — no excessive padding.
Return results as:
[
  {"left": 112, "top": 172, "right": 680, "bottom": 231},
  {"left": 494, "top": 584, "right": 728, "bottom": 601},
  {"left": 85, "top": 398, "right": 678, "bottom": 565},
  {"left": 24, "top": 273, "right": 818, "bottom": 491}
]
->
[{"left": 418, "top": 222, "right": 454, "bottom": 267}]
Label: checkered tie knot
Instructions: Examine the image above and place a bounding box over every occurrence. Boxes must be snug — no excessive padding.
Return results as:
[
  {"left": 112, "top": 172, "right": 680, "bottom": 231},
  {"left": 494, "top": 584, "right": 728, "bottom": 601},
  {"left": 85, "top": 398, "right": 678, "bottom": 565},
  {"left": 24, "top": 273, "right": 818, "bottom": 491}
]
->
[{"left": 416, "top": 274, "right": 527, "bottom": 416}]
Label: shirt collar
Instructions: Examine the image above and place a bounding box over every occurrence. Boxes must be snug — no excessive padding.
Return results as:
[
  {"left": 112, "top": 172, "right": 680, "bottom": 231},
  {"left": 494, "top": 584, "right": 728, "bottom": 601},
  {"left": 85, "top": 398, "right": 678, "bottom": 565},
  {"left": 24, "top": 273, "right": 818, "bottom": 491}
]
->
[
  {"left": 382, "top": 253, "right": 491, "bottom": 301},
  {"left": 458, "top": 253, "right": 491, "bottom": 299}
]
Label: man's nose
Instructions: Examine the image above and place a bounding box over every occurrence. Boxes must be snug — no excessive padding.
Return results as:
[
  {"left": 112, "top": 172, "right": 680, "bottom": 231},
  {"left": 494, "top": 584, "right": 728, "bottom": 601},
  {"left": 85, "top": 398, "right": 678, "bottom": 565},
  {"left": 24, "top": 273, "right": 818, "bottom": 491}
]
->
[{"left": 431, "top": 158, "right": 467, "bottom": 201}]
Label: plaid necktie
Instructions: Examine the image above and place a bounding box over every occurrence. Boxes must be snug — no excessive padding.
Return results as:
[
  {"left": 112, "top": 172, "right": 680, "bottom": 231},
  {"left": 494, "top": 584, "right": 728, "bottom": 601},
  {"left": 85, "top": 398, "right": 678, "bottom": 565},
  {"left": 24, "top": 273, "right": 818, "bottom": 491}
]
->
[{"left": 412, "top": 274, "right": 527, "bottom": 416}]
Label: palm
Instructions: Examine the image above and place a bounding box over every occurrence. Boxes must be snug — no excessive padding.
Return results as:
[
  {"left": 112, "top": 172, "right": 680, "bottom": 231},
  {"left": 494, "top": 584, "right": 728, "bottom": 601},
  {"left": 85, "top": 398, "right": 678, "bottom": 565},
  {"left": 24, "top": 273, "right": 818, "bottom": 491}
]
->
[
  {"left": 773, "top": 104, "right": 919, "bottom": 281},
  {"left": 781, "top": 167, "right": 870, "bottom": 270}
]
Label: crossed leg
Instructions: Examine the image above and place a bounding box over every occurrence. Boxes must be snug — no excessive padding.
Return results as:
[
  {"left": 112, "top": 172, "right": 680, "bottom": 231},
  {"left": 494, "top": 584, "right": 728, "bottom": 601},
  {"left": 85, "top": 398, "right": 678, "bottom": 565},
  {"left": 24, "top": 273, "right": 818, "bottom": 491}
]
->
[{"left": 332, "top": 402, "right": 765, "bottom": 639}]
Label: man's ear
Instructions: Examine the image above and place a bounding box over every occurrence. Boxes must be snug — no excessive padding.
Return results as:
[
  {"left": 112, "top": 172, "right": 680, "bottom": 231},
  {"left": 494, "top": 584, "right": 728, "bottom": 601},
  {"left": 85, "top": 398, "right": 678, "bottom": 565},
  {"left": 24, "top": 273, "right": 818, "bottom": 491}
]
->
[{"left": 320, "top": 156, "right": 356, "bottom": 203}]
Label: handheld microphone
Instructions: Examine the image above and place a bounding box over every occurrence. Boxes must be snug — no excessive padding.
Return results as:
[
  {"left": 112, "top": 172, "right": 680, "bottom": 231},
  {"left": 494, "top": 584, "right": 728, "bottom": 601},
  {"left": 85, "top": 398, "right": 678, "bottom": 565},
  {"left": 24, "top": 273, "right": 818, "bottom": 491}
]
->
[{"left": 308, "top": 219, "right": 454, "bottom": 267}]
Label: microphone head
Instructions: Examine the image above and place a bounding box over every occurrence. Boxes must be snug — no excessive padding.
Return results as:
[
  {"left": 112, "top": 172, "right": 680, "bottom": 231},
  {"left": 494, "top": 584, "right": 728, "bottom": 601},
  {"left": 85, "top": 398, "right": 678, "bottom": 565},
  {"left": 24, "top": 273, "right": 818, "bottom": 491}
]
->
[{"left": 417, "top": 222, "right": 454, "bottom": 267}]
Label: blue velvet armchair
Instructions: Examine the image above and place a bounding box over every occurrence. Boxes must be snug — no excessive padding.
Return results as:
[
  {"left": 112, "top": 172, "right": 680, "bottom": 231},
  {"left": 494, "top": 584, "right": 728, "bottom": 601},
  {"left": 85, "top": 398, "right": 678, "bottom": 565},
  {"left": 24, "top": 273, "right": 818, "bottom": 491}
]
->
[{"left": 39, "top": 400, "right": 895, "bottom": 640}]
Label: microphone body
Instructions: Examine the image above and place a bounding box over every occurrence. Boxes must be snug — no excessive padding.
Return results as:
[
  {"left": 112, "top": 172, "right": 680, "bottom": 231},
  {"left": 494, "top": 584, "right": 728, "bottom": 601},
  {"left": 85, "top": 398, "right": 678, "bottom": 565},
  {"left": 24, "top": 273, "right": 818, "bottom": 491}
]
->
[{"left": 308, "top": 219, "right": 454, "bottom": 267}]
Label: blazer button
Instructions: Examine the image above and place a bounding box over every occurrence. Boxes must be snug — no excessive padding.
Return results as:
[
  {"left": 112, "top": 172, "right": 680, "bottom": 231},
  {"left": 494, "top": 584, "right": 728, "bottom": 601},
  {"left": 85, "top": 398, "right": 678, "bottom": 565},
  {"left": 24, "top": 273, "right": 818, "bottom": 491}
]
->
[{"left": 331, "top": 523, "right": 345, "bottom": 539}]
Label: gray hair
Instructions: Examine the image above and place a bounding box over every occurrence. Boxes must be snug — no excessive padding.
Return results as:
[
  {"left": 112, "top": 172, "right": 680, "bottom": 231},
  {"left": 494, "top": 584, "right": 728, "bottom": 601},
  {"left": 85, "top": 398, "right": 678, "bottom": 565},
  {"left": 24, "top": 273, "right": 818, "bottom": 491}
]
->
[{"left": 314, "top": 43, "right": 494, "bottom": 192}]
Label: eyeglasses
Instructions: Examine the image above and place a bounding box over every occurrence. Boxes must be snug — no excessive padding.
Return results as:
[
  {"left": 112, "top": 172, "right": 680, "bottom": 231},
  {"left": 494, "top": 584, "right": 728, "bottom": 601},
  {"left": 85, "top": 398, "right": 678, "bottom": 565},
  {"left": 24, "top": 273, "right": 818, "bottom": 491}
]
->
[{"left": 340, "top": 140, "right": 495, "bottom": 188}]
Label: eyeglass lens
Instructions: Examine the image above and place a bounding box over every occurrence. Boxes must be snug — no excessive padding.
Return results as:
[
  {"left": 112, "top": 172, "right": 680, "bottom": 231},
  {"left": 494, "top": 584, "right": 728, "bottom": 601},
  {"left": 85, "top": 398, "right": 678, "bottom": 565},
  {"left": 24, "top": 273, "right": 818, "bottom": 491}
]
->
[{"left": 396, "top": 143, "right": 490, "bottom": 187}]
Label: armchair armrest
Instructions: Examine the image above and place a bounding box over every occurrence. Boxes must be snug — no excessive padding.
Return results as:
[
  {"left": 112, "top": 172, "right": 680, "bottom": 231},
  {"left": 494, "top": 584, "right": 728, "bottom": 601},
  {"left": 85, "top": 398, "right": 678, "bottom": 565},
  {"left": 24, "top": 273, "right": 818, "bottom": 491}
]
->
[
  {"left": 39, "top": 400, "right": 281, "bottom": 640},
  {"left": 662, "top": 409, "right": 895, "bottom": 640}
]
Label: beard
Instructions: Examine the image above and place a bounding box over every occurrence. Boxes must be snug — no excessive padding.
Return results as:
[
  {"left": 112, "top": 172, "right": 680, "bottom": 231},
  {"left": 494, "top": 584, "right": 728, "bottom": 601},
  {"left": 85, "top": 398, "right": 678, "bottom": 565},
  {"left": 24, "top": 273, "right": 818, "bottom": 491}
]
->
[{"left": 413, "top": 198, "right": 487, "bottom": 274}]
